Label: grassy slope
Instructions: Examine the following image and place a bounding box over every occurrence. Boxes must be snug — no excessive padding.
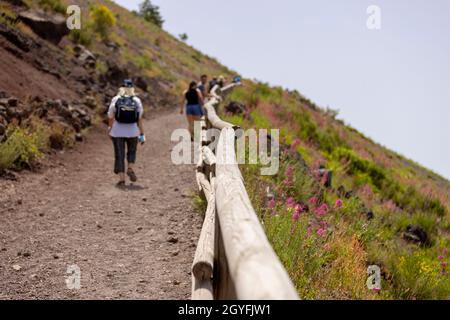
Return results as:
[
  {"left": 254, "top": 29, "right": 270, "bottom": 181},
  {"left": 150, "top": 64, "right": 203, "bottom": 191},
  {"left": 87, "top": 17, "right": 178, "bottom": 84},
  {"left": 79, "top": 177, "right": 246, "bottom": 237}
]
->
[
  {"left": 19, "top": 0, "right": 450, "bottom": 299},
  {"left": 63, "top": 0, "right": 234, "bottom": 94},
  {"left": 223, "top": 82, "right": 450, "bottom": 299}
]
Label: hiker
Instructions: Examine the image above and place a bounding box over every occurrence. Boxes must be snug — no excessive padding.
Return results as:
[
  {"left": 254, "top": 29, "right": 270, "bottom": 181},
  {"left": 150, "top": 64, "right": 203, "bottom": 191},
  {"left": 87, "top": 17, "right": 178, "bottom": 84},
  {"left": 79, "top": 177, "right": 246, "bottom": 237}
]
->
[
  {"left": 208, "top": 75, "right": 225, "bottom": 94},
  {"left": 108, "top": 79, "right": 145, "bottom": 187},
  {"left": 197, "top": 74, "right": 208, "bottom": 98},
  {"left": 180, "top": 81, "right": 204, "bottom": 139}
]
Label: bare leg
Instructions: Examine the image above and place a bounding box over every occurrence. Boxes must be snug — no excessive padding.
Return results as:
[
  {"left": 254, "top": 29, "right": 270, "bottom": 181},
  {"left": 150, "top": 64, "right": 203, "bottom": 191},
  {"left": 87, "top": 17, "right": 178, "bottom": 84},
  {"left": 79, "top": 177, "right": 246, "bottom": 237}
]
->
[
  {"left": 192, "top": 116, "right": 202, "bottom": 141},
  {"left": 186, "top": 115, "right": 195, "bottom": 138}
]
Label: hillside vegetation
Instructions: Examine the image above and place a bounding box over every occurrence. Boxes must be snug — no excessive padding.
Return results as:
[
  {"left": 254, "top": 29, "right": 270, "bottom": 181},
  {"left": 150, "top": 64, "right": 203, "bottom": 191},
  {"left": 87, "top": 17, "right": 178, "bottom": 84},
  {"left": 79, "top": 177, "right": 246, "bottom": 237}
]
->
[
  {"left": 1, "top": 0, "right": 449, "bottom": 299},
  {"left": 223, "top": 83, "right": 450, "bottom": 299}
]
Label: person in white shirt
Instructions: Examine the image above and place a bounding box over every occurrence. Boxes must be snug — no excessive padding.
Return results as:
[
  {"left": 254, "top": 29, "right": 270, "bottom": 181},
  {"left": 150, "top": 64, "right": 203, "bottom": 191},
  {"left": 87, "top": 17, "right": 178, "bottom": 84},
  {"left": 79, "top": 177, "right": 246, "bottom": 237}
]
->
[{"left": 107, "top": 79, "right": 145, "bottom": 187}]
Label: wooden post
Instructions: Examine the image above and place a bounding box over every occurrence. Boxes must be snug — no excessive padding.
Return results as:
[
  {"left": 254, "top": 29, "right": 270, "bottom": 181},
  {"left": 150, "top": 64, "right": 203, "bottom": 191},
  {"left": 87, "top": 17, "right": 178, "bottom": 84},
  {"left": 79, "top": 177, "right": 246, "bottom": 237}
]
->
[
  {"left": 192, "top": 82, "right": 298, "bottom": 300},
  {"left": 214, "top": 127, "right": 299, "bottom": 300}
]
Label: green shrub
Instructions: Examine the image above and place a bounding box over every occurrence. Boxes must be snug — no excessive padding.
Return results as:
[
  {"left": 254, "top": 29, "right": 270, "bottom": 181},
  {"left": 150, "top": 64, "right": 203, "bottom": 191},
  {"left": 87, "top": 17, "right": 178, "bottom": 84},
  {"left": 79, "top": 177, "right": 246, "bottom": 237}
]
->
[
  {"left": 191, "top": 192, "right": 207, "bottom": 216},
  {"left": 134, "top": 54, "right": 153, "bottom": 69},
  {"left": 332, "top": 147, "right": 446, "bottom": 217},
  {"left": 0, "top": 126, "right": 42, "bottom": 171},
  {"left": 390, "top": 250, "right": 449, "bottom": 299},
  {"left": 138, "top": 0, "right": 164, "bottom": 28},
  {"left": 293, "top": 111, "right": 346, "bottom": 153},
  {"left": 250, "top": 110, "right": 272, "bottom": 129},
  {"left": 26, "top": 117, "right": 51, "bottom": 152},
  {"left": 0, "top": 5, "right": 20, "bottom": 28},
  {"left": 332, "top": 147, "right": 386, "bottom": 190},
  {"left": 95, "top": 59, "right": 108, "bottom": 74},
  {"left": 90, "top": 5, "right": 116, "bottom": 40},
  {"left": 69, "top": 28, "right": 93, "bottom": 46},
  {"left": 179, "top": 33, "right": 188, "bottom": 42},
  {"left": 38, "top": 0, "right": 65, "bottom": 14},
  {"left": 293, "top": 111, "right": 320, "bottom": 144}
]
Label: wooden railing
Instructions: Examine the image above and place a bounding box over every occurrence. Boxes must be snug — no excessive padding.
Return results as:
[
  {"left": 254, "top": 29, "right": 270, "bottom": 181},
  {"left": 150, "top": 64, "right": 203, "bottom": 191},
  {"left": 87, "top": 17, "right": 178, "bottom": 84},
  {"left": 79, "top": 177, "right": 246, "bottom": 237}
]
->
[{"left": 191, "top": 83, "right": 299, "bottom": 300}]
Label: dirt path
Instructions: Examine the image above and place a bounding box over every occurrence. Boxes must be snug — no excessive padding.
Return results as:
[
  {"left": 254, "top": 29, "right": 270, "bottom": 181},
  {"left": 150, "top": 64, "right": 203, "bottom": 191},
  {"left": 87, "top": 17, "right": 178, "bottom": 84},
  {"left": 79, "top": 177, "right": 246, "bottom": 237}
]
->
[{"left": 0, "top": 111, "right": 202, "bottom": 299}]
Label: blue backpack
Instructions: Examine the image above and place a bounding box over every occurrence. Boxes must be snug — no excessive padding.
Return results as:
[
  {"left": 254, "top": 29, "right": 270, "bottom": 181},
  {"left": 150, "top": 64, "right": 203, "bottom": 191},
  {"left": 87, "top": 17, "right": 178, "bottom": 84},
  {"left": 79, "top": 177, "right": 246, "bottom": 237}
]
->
[{"left": 115, "top": 96, "right": 139, "bottom": 124}]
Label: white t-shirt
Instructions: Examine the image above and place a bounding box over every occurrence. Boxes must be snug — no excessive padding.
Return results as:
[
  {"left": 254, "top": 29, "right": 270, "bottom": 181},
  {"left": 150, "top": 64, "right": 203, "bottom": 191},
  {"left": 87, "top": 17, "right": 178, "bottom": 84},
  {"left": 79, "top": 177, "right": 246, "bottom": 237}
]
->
[{"left": 108, "top": 95, "right": 144, "bottom": 138}]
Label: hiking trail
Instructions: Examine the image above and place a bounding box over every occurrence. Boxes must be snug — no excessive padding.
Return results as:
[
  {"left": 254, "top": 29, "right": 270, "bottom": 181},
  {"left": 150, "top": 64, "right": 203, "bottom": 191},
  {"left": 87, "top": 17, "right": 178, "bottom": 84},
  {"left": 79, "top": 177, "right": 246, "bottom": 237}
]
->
[{"left": 0, "top": 111, "right": 202, "bottom": 299}]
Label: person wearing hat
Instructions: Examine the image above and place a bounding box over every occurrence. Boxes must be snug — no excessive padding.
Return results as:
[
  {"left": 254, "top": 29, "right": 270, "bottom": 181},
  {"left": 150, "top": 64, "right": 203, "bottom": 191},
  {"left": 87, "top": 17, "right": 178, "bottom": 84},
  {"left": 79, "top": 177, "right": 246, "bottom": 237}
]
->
[
  {"left": 208, "top": 75, "right": 226, "bottom": 94},
  {"left": 107, "top": 79, "right": 145, "bottom": 187}
]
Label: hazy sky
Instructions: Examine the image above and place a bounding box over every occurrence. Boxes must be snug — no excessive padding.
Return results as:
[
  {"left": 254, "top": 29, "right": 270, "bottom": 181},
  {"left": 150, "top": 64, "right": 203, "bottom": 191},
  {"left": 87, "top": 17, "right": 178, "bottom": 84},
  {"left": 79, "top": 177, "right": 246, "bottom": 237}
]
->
[{"left": 115, "top": 0, "right": 450, "bottom": 180}]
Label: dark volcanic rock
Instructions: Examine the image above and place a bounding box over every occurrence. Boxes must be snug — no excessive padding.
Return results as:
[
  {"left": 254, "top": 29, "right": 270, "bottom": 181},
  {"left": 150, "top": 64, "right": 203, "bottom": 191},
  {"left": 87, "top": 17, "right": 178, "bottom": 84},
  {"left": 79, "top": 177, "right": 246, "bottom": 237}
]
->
[
  {"left": 101, "top": 61, "right": 129, "bottom": 86},
  {"left": 0, "top": 23, "right": 33, "bottom": 52},
  {"left": 49, "top": 132, "right": 65, "bottom": 150},
  {"left": 403, "top": 225, "right": 428, "bottom": 245},
  {"left": 75, "top": 133, "right": 83, "bottom": 142},
  {"left": 105, "top": 41, "right": 120, "bottom": 51},
  {"left": 7, "top": 97, "right": 19, "bottom": 107},
  {"left": 74, "top": 45, "right": 97, "bottom": 69},
  {"left": 4, "top": 0, "right": 27, "bottom": 6},
  {"left": 133, "top": 76, "right": 148, "bottom": 92},
  {"left": 225, "top": 101, "right": 247, "bottom": 115},
  {"left": 84, "top": 96, "right": 97, "bottom": 109},
  {"left": 18, "top": 10, "right": 69, "bottom": 44}
]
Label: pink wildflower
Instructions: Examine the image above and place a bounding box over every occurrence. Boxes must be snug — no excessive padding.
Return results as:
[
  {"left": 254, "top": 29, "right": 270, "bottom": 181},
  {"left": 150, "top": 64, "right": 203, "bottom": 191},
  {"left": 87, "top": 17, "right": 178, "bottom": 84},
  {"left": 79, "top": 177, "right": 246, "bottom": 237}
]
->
[
  {"left": 286, "top": 197, "right": 296, "bottom": 208},
  {"left": 285, "top": 165, "right": 294, "bottom": 179},
  {"left": 292, "top": 212, "right": 300, "bottom": 221},
  {"left": 309, "top": 196, "right": 318, "bottom": 205},
  {"left": 438, "top": 256, "right": 444, "bottom": 261},
  {"left": 267, "top": 199, "right": 276, "bottom": 210},
  {"left": 294, "top": 203, "right": 305, "bottom": 214},
  {"left": 315, "top": 203, "right": 329, "bottom": 217},
  {"left": 290, "top": 138, "right": 301, "bottom": 151},
  {"left": 317, "top": 228, "right": 327, "bottom": 237},
  {"left": 334, "top": 199, "right": 343, "bottom": 209}
]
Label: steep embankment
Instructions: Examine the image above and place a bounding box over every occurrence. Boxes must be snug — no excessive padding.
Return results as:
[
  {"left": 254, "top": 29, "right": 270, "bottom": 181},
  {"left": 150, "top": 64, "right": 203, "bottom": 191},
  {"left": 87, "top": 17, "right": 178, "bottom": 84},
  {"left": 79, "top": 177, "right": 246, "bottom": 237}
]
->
[{"left": 222, "top": 83, "right": 450, "bottom": 299}]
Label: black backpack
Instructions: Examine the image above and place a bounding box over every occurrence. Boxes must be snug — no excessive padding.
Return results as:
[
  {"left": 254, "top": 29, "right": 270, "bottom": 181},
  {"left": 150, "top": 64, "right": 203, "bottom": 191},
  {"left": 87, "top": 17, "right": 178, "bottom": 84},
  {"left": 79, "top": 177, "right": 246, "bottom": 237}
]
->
[
  {"left": 115, "top": 96, "right": 139, "bottom": 123},
  {"left": 208, "top": 80, "right": 218, "bottom": 93}
]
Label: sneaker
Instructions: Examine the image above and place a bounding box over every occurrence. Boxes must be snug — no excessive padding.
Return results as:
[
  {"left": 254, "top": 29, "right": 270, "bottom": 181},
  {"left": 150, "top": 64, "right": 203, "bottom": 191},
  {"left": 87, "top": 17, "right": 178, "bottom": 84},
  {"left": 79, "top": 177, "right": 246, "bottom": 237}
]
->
[
  {"left": 127, "top": 169, "right": 137, "bottom": 182},
  {"left": 116, "top": 181, "right": 126, "bottom": 188}
]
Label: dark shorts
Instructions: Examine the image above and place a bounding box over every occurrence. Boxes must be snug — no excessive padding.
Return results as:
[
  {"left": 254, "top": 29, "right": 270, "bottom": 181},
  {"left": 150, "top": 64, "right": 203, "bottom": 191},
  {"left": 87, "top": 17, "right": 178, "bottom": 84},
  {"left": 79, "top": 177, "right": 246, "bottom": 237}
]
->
[
  {"left": 112, "top": 137, "right": 138, "bottom": 174},
  {"left": 186, "top": 104, "right": 204, "bottom": 116}
]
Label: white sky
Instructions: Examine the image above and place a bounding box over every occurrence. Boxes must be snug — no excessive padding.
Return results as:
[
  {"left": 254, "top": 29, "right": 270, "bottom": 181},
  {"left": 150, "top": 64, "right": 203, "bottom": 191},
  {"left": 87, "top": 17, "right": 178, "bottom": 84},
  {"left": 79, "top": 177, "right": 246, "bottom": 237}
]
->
[{"left": 115, "top": 0, "right": 450, "bottom": 180}]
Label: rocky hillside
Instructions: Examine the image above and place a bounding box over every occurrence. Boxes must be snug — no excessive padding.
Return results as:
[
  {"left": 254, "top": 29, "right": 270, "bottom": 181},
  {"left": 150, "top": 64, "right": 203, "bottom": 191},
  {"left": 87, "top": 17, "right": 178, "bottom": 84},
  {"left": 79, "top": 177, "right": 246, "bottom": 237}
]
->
[
  {"left": 0, "top": 0, "right": 449, "bottom": 299},
  {"left": 0, "top": 0, "right": 232, "bottom": 174}
]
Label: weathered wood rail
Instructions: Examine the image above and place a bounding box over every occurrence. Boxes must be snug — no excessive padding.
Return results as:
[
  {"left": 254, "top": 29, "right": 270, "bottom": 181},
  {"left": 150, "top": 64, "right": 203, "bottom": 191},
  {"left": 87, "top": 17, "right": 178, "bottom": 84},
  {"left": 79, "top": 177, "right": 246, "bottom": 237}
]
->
[{"left": 191, "top": 82, "right": 299, "bottom": 300}]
